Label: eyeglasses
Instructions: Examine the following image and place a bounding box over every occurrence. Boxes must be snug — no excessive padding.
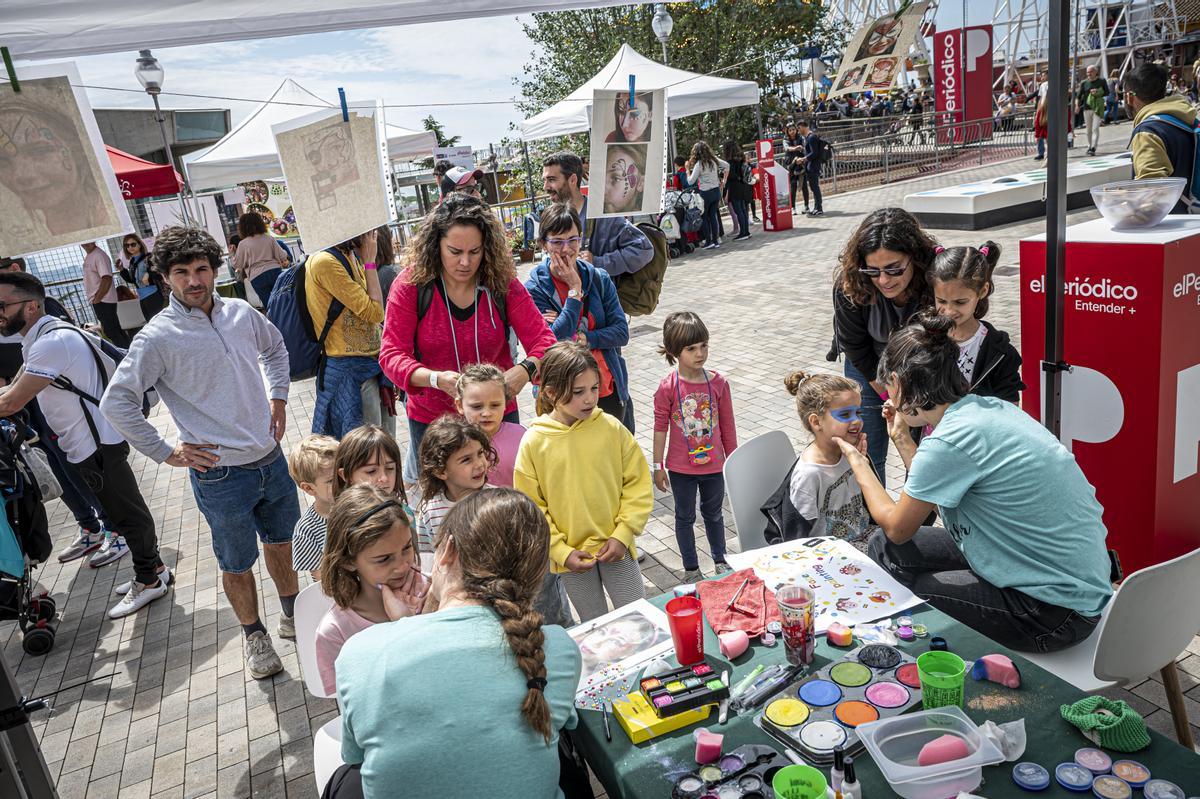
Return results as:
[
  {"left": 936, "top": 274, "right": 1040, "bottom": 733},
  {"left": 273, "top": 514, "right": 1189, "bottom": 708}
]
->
[
  {"left": 859, "top": 262, "right": 909, "bottom": 278},
  {"left": 0, "top": 298, "right": 31, "bottom": 313},
  {"left": 545, "top": 236, "right": 582, "bottom": 250},
  {"left": 124, "top": 241, "right": 139, "bottom": 249}
]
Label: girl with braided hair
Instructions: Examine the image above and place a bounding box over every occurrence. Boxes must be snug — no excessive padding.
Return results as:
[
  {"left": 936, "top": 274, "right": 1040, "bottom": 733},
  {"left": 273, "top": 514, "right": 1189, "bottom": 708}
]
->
[{"left": 331, "top": 488, "right": 581, "bottom": 799}]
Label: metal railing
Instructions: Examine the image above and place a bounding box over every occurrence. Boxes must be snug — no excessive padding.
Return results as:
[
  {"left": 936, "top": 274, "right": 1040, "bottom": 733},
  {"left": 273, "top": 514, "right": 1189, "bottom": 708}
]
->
[{"left": 44, "top": 278, "right": 96, "bottom": 326}]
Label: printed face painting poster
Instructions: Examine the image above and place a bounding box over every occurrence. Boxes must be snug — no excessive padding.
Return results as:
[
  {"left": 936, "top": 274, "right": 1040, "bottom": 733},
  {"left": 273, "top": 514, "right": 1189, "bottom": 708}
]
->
[
  {"left": 239, "top": 180, "right": 298, "bottom": 237},
  {"left": 587, "top": 87, "right": 667, "bottom": 218},
  {"left": 0, "top": 62, "right": 133, "bottom": 256},
  {"left": 271, "top": 102, "right": 393, "bottom": 253},
  {"left": 828, "top": 0, "right": 930, "bottom": 99}
]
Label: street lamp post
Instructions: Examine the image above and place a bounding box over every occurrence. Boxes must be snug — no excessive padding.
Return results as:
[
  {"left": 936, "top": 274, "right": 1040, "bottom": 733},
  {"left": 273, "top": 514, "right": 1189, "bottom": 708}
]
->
[
  {"left": 651, "top": 4, "right": 678, "bottom": 162},
  {"left": 135, "top": 49, "right": 192, "bottom": 225}
]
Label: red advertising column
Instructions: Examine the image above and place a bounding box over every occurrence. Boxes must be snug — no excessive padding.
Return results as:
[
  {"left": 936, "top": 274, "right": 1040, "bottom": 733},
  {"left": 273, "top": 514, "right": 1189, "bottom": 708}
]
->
[
  {"left": 933, "top": 25, "right": 994, "bottom": 144},
  {"left": 755, "top": 139, "right": 792, "bottom": 232},
  {"left": 1020, "top": 216, "right": 1200, "bottom": 574}
]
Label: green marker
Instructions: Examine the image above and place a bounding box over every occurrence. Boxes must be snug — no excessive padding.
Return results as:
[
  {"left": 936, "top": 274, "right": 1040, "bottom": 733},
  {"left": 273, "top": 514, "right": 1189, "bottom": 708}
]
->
[{"left": 731, "top": 664, "right": 765, "bottom": 697}]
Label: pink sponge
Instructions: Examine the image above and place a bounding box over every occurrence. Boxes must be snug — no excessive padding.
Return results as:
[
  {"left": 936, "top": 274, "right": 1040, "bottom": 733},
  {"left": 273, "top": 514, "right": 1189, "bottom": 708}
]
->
[
  {"left": 917, "top": 734, "right": 970, "bottom": 766},
  {"left": 971, "top": 654, "right": 1022, "bottom": 689},
  {"left": 719, "top": 630, "right": 749, "bottom": 659},
  {"left": 694, "top": 727, "right": 723, "bottom": 764},
  {"left": 827, "top": 622, "right": 854, "bottom": 647}
]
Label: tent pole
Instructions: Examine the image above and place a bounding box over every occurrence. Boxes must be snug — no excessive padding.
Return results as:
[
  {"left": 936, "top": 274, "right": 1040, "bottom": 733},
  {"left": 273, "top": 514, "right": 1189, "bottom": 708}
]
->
[
  {"left": 521, "top": 139, "right": 537, "bottom": 205},
  {"left": 1044, "top": 0, "right": 1069, "bottom": 438},
  {"left": 755, "top": 106, "right": 764, "bottom": 139}
]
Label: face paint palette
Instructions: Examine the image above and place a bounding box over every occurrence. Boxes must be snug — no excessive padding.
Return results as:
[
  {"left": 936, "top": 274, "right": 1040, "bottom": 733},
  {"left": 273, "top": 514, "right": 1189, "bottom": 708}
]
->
[
  {"left": 754, "top": 645, "right": 923, "bottom": 765},
  {"left": 641, "top": 660, "right": 730, "bottom": 718},
  {"left": 670, "top": 744, "right": 789, "bottom": 799}
]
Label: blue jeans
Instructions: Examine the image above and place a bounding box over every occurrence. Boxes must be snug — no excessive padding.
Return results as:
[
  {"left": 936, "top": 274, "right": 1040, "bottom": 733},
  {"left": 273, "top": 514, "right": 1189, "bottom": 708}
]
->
[
  {"left": 843, "top": 359, "right": 888, "bottom": 486},
  {"left": 1036, "top": 137, "right": 1046, "bottom": 158},
  {"left": 404, "top": 408, "right": 521, "bottom": 485},
  {"left": 700, "top": 187, "right": 723, "bottom": 246},
  {"left": 190, "top": 449, "right": 301, "bottom": 573},
  {"left": 250, "top": 268, "right": 282, "bottom": 307},
  {"left": 668, "top": 471, "right": 727, "bottom": 571},
  {"left": 729, "top": 197, "right": 750, "bottom": 237}
]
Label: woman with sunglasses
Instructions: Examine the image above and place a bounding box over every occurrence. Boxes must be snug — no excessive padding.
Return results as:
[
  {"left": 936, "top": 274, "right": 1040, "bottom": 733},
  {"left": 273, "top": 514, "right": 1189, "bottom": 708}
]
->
[
  {"left": 831, "top": 207, "right": 938, "bottom": 485},
  {"left": 523, "top": 202, "right": 633, "bottom": 431},
  {"left": 117, "top": 234, "right": 167, "bottom": 321},
  {"left": 832, "top": 312, "right": 1111, "bottom": 653}
]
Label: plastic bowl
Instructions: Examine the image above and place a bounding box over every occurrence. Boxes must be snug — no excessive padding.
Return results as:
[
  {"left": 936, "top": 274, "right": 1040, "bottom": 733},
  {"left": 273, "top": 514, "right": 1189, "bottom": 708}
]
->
[
  {"left": 1090, "top": 178, "right": 1186, "bottom": 229},
  {"left": 855, "top": 706, "right": 1004, "bottom": 799}
]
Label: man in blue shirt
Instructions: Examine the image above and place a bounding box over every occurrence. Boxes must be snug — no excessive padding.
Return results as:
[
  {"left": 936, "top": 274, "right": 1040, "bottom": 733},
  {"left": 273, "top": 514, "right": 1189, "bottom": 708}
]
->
[{"left": 797, "top": 120, "right": 825, "bottom": 217}]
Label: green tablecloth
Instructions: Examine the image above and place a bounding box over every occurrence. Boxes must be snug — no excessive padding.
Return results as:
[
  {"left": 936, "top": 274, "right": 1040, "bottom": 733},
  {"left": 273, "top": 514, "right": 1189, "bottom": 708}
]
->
[{"left": 573, "top": 597, "right": 1200, "bottom": 797}]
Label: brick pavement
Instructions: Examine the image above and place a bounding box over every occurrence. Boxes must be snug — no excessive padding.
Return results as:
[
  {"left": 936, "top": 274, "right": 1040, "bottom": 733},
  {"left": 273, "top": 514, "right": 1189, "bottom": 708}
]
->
[{"left": 6, "top": 120, "right": 1198, "bottom": 799}]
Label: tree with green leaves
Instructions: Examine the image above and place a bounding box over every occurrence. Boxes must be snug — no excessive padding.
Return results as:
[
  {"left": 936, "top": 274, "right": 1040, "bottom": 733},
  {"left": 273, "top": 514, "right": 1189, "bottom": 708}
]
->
[
  {"left": 516, "top": 2, "right": 846, "bottom": 153},
  {"left": 417, "top": 115, "right": 462, "bottom": 170}
]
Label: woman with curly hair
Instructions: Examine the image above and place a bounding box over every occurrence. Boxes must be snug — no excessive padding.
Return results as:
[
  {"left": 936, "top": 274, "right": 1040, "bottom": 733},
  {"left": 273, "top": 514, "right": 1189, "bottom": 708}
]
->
[
  {"left": 830, "top": 207, "right": 938, "bottom": 485},
  {"left": 380, "top": 194, "right": 555, "bottom": 485}
]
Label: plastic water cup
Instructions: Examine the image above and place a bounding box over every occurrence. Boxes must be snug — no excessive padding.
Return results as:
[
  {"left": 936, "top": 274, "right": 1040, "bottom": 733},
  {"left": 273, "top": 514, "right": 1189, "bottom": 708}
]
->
[
  {"left": 917, "top": 650, "right": 967, "bottom": 710},
  {"left": 776, "top": 585, "right": 816, "bottom": 666},
  {"left": 771, "top": 764, "right": 828, "bottom": 799},
  {"left": 665, "top": 596, "right": 705, "bottom": 665}
]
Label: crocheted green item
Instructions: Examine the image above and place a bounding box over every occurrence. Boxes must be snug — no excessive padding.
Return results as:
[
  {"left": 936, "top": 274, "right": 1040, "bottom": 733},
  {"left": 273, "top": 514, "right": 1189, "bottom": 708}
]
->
[{"left": 1059, "top": 696, "right": 1151, "bottom": 752}]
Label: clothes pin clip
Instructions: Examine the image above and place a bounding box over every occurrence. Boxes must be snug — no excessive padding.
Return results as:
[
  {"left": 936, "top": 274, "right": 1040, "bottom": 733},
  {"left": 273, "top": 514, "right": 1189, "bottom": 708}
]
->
[
  {"left": 338, "top": 87, "right": 349, "bottom": 122},
  {"left": 1, "top": 47, "right": 19, "bottom": 93},
  {"left": 629, "top": 75, "right": 635, "bottom": 108}
]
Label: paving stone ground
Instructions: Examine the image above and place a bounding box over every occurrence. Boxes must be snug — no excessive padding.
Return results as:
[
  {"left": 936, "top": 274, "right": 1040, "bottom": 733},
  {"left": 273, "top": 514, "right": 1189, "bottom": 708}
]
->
[{"left": 5, "top": 121, "right": 1197, "bottom": 799}]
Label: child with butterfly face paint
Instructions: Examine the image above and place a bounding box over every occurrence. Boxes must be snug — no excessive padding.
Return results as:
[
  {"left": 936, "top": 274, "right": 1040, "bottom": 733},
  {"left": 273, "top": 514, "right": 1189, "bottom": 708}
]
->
[
  {"left": 927, "top": 242, "right": 1025, "bottom": 402},
  {"left": 602, "top": 145, "right": 647, "bottom": 214},
  {"left": 782, "top": 371, "right": 877, "bottom": 551}
]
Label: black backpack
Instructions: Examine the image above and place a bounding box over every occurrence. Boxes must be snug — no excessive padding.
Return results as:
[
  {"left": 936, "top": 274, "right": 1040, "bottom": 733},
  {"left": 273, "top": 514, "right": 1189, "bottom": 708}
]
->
[{"left": 761, "top": 460, "right": 809, "bottom": 545}]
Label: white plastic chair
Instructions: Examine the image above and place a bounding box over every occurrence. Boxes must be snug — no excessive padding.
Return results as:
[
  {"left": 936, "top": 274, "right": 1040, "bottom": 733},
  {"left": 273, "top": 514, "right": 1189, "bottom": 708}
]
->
[
  {"left": 294, "top": 583, "right": 345, "bottom": 792},
  {"left": 1022, "top": 547, "right": 1200, "bottom": 748},
  {"left": 722, "top": 431, "right": 796, "bottom": 553}
]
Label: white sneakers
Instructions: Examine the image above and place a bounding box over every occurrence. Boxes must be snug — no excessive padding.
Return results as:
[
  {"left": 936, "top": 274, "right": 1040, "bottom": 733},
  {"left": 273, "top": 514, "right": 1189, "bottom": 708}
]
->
[
  {"left": 245, "top": 631, "right": 284, "bottom": 680},
  {"left": 108, "top": 575, "right": 170, "bottom": 619},
  {"left": 114, "top": 565, "right": 173, "bottom": 596}
]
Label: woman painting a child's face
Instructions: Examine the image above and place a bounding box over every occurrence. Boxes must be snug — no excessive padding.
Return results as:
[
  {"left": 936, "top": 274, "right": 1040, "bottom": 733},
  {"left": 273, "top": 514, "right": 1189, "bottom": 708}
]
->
[{"left": 603, "top": 145, "right": 647, "bottom": 214}]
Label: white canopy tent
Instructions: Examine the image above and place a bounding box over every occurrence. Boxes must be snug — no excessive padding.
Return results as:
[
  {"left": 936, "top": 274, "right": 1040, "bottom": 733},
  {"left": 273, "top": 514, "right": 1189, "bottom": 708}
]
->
[
  {"left": 0, "top": 0, "right": 627, "bottom": 60},
  {"left": 185, "top": 78, "right": 436, "bottom": 191},
  {"left": 520, "top": 43, "right": 760, "bottom": 140}
]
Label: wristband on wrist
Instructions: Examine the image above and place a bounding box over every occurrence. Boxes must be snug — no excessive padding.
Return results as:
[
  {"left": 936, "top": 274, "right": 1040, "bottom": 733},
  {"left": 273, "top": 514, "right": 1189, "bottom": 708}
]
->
[
  {"left": 363, "top": 262, "right": 377, "bottom": 271},
  {"left": 428, "top": 371, "right": 440, "bottom": 389},
  {"left": 519, "top": 359, "right": 536, "bottom": 381},
  {"left": 654, "top": 463, "right": 665, "bottom": 471}
]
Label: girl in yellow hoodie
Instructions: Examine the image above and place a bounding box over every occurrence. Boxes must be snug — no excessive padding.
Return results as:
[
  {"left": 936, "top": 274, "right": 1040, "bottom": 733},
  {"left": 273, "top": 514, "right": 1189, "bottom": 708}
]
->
[{"left": 514, "top": 342, "right": 653, "bottom": 621}]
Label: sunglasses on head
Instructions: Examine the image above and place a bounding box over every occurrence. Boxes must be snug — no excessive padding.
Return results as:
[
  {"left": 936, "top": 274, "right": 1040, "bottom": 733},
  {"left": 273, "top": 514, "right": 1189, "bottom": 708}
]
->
[{"left": 859, "top": 264, "right": 908, "bottom": 278}]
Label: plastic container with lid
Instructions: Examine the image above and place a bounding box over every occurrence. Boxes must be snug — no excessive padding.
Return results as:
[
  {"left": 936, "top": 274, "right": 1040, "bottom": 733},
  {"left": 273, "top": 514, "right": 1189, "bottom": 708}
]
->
[{"left": 854, "top": 705, "right": 1004, "bottom": 799}]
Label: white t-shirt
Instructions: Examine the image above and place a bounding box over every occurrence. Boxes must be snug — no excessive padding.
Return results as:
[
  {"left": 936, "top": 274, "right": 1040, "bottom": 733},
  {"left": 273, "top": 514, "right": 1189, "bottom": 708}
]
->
[
  {"left": 788, "top": 455, "right": 873, "bottom": 550},
  {"left": 1038, "top": 82, "right": 1049, "bottom": 102},
  {"left": 957, "top": 324, "right": 987, "bottom": 383},
  {"left": 82, "top": 248, "right": 118, "bottom": 305},
  {"left": 22, "top": 316, "right": 124, "bottom": 463}
]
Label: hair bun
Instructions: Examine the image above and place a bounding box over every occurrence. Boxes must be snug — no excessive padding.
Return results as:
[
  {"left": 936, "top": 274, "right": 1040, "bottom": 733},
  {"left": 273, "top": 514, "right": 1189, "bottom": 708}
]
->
[
  {"left": 917, "top": 311, "right": 956, "bottom": 341},
  {"left": 783, "top": 370, "right": 809, "bottom": 396}
]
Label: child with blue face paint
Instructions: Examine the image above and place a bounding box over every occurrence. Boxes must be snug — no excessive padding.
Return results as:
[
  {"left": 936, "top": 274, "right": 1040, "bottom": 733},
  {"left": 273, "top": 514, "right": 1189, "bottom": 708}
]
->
[{"left": 783, "top": 371, "right": 877, "bottom": 550}]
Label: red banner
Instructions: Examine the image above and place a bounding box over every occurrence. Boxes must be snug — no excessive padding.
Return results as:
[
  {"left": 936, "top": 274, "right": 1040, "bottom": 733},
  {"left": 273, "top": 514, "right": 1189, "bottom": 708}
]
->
[{"left": 934, "top": 25, "right": 994, "bottom": 144}]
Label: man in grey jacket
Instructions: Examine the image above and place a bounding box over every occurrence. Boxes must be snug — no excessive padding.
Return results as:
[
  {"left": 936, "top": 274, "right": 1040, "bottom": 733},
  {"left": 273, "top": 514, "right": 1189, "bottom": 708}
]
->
[
  {"left": 101, "top": 226, "right": 300, "bottom": 680},
  {"left": 542, "top": 151, "right": 653, "bottom": 281}
]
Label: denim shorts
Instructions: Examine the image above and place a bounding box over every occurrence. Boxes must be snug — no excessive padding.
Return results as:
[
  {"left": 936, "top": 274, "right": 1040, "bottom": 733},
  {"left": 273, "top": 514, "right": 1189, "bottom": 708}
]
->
[{"left": 190, "top": 448, "right": 301, "bottom": 573}]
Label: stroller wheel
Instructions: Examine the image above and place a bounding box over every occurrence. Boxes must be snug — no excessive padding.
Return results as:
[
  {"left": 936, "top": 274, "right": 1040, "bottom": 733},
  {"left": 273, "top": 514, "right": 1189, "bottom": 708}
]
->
[
  {"left": 23, "top": 623, "right": 55, "bottom": 656},
  {"left": 32, "top": 595, "right": 56, "bottom": 623}
]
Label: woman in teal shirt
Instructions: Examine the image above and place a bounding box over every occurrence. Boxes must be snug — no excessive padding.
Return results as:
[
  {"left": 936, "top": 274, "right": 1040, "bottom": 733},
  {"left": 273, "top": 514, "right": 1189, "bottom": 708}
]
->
[
  {"left": 331, "top": 489, "right": 582, "bottom": 799},
  {"left": 835, "top": 312, "right": 1112, "bottom": 653}
]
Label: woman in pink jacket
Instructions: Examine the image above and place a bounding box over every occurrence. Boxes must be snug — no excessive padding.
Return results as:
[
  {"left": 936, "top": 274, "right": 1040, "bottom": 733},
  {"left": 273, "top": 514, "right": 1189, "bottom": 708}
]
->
[{"left": 380, "top": 194, "right": 556, "bottom": 484}]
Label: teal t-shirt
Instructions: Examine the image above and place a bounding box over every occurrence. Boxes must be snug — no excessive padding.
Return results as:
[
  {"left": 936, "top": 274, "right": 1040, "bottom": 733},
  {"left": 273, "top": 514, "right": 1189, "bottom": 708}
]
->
[
  {"left": 905, "top": 395, "right": 1112, "bottom": 616},
  {"left": 337, "top": 605, "right": 581, "bottom": 799}
]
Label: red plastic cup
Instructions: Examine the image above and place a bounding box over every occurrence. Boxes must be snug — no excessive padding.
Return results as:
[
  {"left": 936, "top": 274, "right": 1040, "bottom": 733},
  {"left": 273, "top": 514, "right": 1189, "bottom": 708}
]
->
[
  {"left": 776, "top": 585, "right": 815, "bottom": 666},
  {"left": 665, "top": 596, "right": 705, "bottom": 665}
]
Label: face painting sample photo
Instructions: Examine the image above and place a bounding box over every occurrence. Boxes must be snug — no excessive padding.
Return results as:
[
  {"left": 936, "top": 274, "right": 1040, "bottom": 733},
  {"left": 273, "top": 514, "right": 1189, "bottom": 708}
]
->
[
  {"left": 602, "top": 144, "right": 648, "bottom": 214},
  {"left": 606, "top": 92, "right": 654, "bottom": 143}
]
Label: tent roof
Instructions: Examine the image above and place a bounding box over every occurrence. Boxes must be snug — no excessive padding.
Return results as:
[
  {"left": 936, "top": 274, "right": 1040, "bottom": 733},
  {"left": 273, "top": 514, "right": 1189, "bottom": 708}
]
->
[
  {"left": 185, "top": 79, "right": 436, "bottom": 191},
  {"left": 520, "top": 43, "right": 760, "bottom": 140},
  {"left": 0, "top": 0, "right": 627, "bottom": 60},
  {"left": 107, "top": 145, "right": 184, "bottom": 200}
]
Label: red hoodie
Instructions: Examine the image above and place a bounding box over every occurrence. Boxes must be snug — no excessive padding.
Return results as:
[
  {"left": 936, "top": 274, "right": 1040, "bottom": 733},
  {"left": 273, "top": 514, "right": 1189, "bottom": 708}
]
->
[{"left": 380, "top": 272, "right": 556, "bottom": 424}]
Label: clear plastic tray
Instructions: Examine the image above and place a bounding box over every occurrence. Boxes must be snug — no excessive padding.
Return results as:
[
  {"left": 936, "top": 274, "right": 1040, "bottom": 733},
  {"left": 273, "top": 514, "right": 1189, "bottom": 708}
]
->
[{"left": 854, "top": 706, "right": 1004, "bottom": 799}]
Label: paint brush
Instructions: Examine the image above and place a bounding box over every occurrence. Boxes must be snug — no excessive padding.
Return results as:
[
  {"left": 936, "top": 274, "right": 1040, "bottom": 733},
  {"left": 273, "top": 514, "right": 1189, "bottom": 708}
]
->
[
  {"left": 726, "top": 577, "right": 749, "bottom": 610},
  {"left": 602, "top": 699, "right": 612, "bottom": 742},
  {"left": 718, "top": 670, "right": 730, "bottom": 725}
]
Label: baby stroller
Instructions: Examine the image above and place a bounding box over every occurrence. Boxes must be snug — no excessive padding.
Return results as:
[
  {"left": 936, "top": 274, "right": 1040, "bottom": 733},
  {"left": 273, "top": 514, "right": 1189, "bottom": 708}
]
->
[
  {"left": 661, "top": 187, "right": 704, "bottom": 258},
  {"left": 0, "top": 413, "right": 55, "bottom": 655}
]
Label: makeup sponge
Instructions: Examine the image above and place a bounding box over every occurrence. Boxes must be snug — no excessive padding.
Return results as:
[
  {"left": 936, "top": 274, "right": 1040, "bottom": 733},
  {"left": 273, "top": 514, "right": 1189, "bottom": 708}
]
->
[
  {"left": 917, "top": 734, "right": 970, "bottom": 766},
  {"left": 694, "top": 728, "right": 723, "bottom": 764},
  {"left": 971, "top": 654, "right": 1022, "bottom": 689},
  {"left": 827, "top": 622, "right": 854, "bottom": 647},
  {"left": 718, "top": 630, "right": 750, "bottom": 659}
]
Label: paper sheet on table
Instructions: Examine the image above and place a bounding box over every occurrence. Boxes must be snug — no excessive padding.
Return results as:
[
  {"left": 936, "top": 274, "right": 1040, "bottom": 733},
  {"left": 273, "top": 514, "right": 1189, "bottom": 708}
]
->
[
  {"left": 725, "top": 537, "right": 922, "bottom": 633},
  {"left": 567, "top": 598, "right": 675, "bottom": 709}
]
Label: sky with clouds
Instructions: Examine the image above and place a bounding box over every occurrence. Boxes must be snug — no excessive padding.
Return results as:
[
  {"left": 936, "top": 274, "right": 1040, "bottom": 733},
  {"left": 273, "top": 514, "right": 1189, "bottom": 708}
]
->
[{"left": 62, "top": 15, "right": 542, "bottom": 150}]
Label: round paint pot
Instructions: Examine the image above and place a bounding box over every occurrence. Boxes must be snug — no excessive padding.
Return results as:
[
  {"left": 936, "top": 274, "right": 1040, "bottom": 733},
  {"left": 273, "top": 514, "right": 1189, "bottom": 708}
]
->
[
  {"left": 1091, "top": 775, "right": 1132, "bottom": 799},
  {"left": 833, "top": 699, "right": 879, "bottom": 728},
  {"left": 896, "top": 615, "right": 914, "bottom": 628},
  {"left": 798, "top": 679, "right": 842, "bottom": 707},
  {"left": 1110, "top": 760, "right": 1150, "bottom": 787},
  {"left": 930, "top": 636, "right": 948, "bottom": 651},
  {"left": 911, "top": 623, "right": 929, "bottom": 638},
  {"left": 1056, "top": 763, "right": 1096, "bottom": 792},
  {"left": 1012, "top": 762, "right": 1051, "bottom": 791},
  {"left": 761, "top": 632, "right": 777, "bottom": 647},
  {"left": 765, "top": 697, "right": 810, "bottom": 727},
  {"left": 864, "top": 680, "right": 910, "bottom": 709},
  {"left": 829, "top": 661, "right": 872, "bottom": 687},
  {"left": 766, "top": 620, "right": 783, "bottom": 635},
  {"left": 1143, "top": 779, "right": 1186, "bottom": 799},
  {"left": 1075, "top": 747, "right": 1113, "bottom": 775},
  {"left": 719, "top": 754, "right": 745, "bottom": 775},
  {"left": 716, "top": 785, "right": 742, "bottom": 799},
  {"left": 698, "top": 765, "right": 724, "bottom": 783},
  {"left": 858, "top": 644, "right": 903, "bottom": 670},
  {"left": 896, "top": 625, "right": 915, "bottom": 641},
  {"left": 738, "top": 775, "right": 763, "bottom": 793},
  {"left": 797, "top": 719, "right": 848, "bottom": 753},
  {"left": 895, "top": 662, "right": 922, "bottom": 688},
  {"left": 673, "top": 774, "right": 706, "bottom": 799}
]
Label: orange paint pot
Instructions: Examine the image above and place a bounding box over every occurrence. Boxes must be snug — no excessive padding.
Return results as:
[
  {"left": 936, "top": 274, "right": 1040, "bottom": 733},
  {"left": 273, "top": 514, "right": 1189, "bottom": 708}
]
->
[{"left": 833, "top": 699, "right": 879, "bottom": 728}]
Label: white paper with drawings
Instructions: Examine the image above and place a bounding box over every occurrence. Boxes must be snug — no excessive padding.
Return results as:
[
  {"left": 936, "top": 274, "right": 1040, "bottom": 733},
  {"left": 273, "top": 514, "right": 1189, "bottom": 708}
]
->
[
  {"left": 567, "top": 598, "right": 675, "bottom": 709},
  {"left": 725, "top": 537, "right": 923, "bottom": 633}
]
